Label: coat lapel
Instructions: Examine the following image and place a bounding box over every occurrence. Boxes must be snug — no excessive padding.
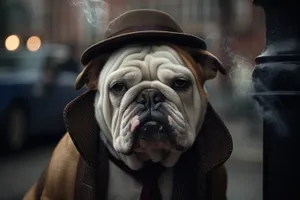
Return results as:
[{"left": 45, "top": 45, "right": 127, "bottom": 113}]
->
[
  {"left": 63, "top": 89, "right": 99, "bottom": 167},
  {"left": 64, "top": 90, "right": 100, "bottom": 200},
  {"left": 197, "top": 103, "right": 233, "bottom": 174},
  {"left": 75, "top": 157, "right": 95, "bottom": 200}
]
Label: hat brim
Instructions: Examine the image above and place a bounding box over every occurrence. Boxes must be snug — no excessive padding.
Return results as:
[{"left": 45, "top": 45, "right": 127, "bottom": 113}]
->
[{"left": 81, "top": 30, "right": 207, "bottom": 66}]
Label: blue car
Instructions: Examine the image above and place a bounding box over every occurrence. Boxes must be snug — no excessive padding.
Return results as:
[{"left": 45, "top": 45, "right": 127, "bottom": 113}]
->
[{"left": 0, "top": 44, "right": 86, "bottom": 151}]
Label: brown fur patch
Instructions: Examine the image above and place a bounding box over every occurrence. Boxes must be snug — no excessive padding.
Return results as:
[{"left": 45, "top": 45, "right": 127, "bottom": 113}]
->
[
  {"left": 169, "top": 44, "right": 207, "bottom": 97},
  {"left": 75, "top": 54, "right": 110, "bottom": 90}
]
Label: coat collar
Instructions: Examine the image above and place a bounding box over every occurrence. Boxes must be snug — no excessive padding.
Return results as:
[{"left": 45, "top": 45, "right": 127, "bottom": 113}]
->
[{"left": 63, "top": 89, "right": 232, "bottom": 173}]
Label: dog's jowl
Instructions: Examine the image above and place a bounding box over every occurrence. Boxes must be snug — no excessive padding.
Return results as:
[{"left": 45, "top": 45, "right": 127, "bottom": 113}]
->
[{"left": 24, "top": 9, "right": 232, "bottom": 200}]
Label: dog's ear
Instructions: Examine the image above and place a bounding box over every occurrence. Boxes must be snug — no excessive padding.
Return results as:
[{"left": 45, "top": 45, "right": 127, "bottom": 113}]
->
[
  {"left": 75, "top": 55, "right": 109, "bottom": 90},
  {"left": 187, "top": 49, "right": 226, "bottom": 82}
]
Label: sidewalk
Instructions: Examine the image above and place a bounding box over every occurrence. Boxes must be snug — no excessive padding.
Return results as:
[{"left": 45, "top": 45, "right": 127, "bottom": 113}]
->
[
  {"left": 224, "top": 120, "right": 263, "bottom": 200},
  {"left": 225, "top": 119, "right": 263, "bottom": 163}
]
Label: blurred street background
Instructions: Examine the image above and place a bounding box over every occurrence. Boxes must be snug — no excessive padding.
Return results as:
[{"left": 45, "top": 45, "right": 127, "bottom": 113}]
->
[{"left": 0, "top": 0, "right": 265, "bottom": 200}]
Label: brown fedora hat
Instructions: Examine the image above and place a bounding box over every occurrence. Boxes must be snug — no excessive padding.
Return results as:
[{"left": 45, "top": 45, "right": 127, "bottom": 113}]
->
[{"left": 76, "top": 9, "right": 207, "bottom": 90}]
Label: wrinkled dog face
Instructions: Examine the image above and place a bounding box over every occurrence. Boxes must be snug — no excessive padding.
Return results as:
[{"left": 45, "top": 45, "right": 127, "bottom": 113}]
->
[{"left": 94, "top": 45, "right": 207, "bottom": 169}]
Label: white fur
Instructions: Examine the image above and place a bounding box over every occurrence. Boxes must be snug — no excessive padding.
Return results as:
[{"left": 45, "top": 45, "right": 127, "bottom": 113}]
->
[{"left": 94, "top": 44, "right": 205, "bottom": 170}]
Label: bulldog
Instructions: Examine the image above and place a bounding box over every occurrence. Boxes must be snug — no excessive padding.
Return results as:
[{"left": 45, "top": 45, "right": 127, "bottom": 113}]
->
[{"left": 24, "top": 9, "right": 232, "bottom": 200}]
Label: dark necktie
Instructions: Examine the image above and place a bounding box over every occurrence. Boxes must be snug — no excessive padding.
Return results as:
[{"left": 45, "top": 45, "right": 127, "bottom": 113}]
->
[{"left": 108, "top": 153, "right": 165, "bottom": 200}]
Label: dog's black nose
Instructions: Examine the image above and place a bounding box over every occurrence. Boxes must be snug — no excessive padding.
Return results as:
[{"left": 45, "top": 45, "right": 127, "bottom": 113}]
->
[{"left": 136, "top": 89, "right": 165, "bottom": 107}]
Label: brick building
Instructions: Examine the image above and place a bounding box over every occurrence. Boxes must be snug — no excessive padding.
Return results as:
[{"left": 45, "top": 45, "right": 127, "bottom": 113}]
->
[{"left": 1, "top": 0, "right": 265, "bottom": 65}]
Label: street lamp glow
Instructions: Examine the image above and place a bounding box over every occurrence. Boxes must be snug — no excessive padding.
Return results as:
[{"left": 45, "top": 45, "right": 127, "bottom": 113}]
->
[
  {"left": 27, "top": 36, "right": 41, "bottom": 52},
  {"left": 5, "top": 35, "right": 20, "bottom": 51}
]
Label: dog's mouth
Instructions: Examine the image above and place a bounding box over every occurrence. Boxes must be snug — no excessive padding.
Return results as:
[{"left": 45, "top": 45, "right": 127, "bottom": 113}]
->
[
  {"left": 136, "top": 121, "right": 170, "bottom": 141},
  {"left": 127, "top": 110, "right": 179, "bottom": 155},
  {"left": 134, "top": 121, "right": 173, "bottom": 151}
]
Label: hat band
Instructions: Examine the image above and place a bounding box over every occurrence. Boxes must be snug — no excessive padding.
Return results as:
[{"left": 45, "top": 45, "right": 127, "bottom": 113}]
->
[{"left": 107, "top": 25, "right": 181, "bottom": 38}]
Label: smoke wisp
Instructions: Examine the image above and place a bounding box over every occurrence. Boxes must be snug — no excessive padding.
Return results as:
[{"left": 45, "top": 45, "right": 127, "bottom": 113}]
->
[
  {"left": 71, "top": 0, "right": 109, "bottom": 28},
  {"left": 220, "top": 37, "right": 288, "bottom": 137}
]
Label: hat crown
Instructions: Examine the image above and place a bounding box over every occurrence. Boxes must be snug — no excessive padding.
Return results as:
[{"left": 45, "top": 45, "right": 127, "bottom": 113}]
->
[
  {"left": 104, "top": 9, "right": 183, "bottom": 39},
  {"left": 77, "top": 9, "right": 207, "bottom": 90}
]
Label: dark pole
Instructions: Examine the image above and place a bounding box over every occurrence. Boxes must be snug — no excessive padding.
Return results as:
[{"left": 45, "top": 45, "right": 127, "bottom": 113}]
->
[{"left": 252, "top": 0, "right": 300, "bottom": 200}]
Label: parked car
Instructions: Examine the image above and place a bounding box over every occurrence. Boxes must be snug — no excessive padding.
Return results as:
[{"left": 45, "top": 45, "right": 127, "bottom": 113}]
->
[{"left": 0, "top": 44, "right": 86, "bottom": 151}]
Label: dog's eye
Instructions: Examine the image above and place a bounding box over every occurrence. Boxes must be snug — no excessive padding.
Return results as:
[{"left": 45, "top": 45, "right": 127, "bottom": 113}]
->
[
  {"left": 111, "top": 83, "right": 127, "bottom": 94},
  {"left": 172, "top": 78, "right": 191, "bottom": 90}
]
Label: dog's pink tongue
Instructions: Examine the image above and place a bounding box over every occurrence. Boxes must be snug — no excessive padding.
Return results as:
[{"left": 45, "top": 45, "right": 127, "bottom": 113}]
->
[{"left": 130, "top": 116, "right": 140, "bottom": 132}]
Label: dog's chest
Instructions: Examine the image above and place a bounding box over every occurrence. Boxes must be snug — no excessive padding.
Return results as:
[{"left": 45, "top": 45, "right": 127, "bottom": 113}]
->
[{"left": 107, "top": 160, "right": 173, "bottom": 200}]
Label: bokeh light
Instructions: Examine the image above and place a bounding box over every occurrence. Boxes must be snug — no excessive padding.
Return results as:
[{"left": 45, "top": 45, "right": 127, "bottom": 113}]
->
[
  {"left": 26, "top": 36, "right": 42, "bottom": 52},
  {"left": 5, "top": 35, "right": 20, "bottom": 51}
]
